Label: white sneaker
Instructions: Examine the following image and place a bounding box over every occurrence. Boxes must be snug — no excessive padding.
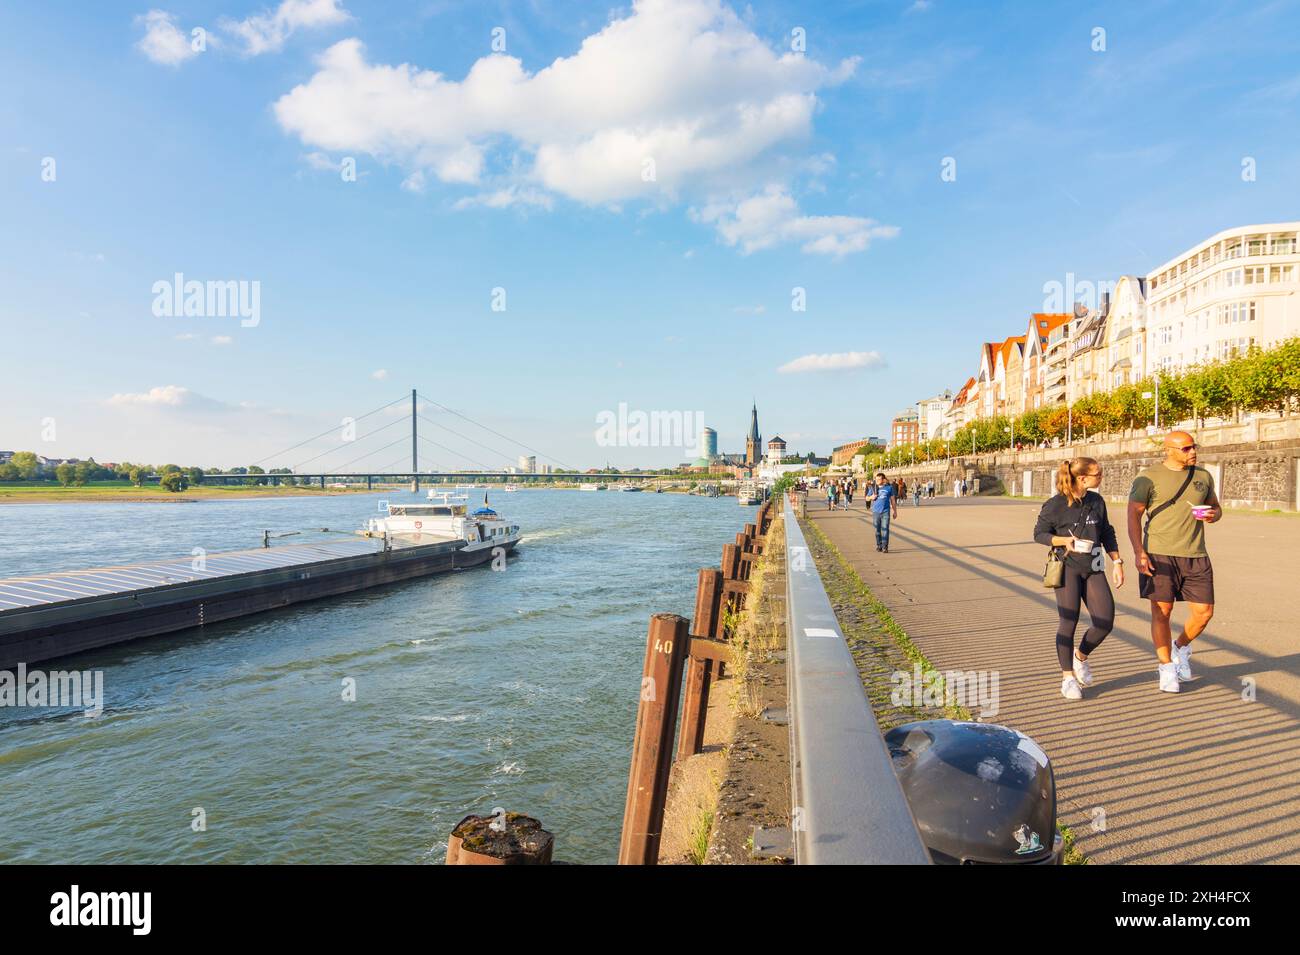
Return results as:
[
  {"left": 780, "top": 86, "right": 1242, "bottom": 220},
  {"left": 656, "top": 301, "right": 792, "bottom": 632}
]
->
[
  {"left": 1072, "top": 654, "right": 1094, "bottom": 687},
  {"left": 1158, "top": 661, "right": 1181, "bottom": 693},
  {"left": 1172, "top": 640, "right": 1192, "bottom": 682},
  {"left": 1061, "top": 676, "right": 1083, "bottom": 700}
]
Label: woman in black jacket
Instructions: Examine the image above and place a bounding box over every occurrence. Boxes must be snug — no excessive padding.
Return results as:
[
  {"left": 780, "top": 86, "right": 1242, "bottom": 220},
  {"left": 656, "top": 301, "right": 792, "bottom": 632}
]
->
[{"left": 1033, "top": 457, "right": 1125, "bottom": 700}]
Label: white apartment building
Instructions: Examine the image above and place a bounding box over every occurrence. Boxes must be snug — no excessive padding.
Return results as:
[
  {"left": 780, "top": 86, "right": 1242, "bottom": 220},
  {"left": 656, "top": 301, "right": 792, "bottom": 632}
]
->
[
  {"left": 1145, "top": 223, "right": 1299, "bottom": 375},
  {"left": 517, "top": 455, "right": 536, "bottom": 473},
  {"left": 916, "top": 390, "right": 953, "bottom": 440}
]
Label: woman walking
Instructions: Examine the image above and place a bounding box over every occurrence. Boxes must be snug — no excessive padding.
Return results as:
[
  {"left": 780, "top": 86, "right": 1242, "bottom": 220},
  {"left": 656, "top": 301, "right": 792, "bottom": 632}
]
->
[{"left": 1033, "top": 457, "right": 1125, "bottom": 700}]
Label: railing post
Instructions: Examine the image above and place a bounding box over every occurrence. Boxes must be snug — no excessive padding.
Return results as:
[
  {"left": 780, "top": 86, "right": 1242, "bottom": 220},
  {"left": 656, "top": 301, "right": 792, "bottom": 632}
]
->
[
  {"left": 677, "top": 569, "right": 723, "bottom": 761},
  {"left": 619, "top": 613, "right": 690, "bottom": 865}
]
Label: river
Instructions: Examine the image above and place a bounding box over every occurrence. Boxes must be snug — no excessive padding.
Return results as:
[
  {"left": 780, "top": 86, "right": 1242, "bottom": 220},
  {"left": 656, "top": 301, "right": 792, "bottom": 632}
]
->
[{"left": 0, "top": 488, "right": 748, "bottom": 863}]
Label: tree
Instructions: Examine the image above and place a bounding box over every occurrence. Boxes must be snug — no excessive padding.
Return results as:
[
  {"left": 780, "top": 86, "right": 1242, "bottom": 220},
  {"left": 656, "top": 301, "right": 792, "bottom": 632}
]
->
[
  {"left": 160, "top": 472, "right": 188, "bottom": 493},
  {"left": 128, "top": 467, "right": 145, "bottom": 487},
  {"left": 55, "top": 463, "right": 75, "bottom": 486},
  {"left": 9, "top": 451, "right": 40, "bottom": 481},
  {"left": 187, "top": 467, "right": 205, "bottom": 485}
]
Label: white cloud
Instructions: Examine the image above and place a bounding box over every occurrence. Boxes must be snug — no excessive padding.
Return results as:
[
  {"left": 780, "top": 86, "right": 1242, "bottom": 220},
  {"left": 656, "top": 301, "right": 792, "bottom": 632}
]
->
[
  {"left": 732, "top": 304, "right": 766, "bottom": 315},
  {"left": 371, "top": 368, "right": 388, "bottom": 380},
  {"left": 696, "top": 186, "right": 899, "bottom": 257},
  {"left": 453, "top": 187, "right": 554, "bottom": 211},
  {"left": 272, "top": 0, "right": 858, "bottom": 206},
  {"left": 777, "top": 351, "right": 886, "bottom": 374},
  {"left": 135, "top": 10, "right": 198, "bottom": 67},
  {"left": 174, "top": 333, "right": 200, "bottom": 341},
  {"left": 107, "top": 385, "right": 194, "bottom": 406},
  {"left": 223, "top": 0, "right": 350, "bottom": 56},
  {"left": 211, "top": 335, "right": 233, "bottom": 345}
]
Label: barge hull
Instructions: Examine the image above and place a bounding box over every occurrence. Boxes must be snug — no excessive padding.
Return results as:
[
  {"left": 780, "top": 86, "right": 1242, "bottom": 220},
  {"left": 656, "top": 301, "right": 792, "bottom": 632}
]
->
[{"left": 0, "top": 538, "right": 515, "bottom": 669}]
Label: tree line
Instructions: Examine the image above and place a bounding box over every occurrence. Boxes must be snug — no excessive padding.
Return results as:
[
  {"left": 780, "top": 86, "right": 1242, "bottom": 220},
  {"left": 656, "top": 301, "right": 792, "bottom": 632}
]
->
[{"left": 860, "top": 336, "right": 1300, "bottom": 470}]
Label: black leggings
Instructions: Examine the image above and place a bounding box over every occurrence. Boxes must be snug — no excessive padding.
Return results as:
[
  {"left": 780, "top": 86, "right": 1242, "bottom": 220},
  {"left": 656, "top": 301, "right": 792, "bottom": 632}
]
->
[{"left": 1055, "top": 566, "right": 1114, "bottom": 670}]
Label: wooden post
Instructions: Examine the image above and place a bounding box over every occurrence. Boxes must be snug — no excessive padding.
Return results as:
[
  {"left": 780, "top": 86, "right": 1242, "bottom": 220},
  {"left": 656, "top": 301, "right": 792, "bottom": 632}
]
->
[
  {"left": 619, "top": 613, "right": 690, "bottom": 865},
  {"left": 677, "top": 569, "right": 723, "bottom": 761}
]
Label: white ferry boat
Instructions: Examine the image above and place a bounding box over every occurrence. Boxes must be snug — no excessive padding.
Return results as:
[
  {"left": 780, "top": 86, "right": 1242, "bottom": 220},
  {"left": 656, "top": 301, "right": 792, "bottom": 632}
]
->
[
  {"left": 737, "top": 479, "right": 763, "bottom": 506},
  {"left": 579, "top": 483, "right": 607, "bottom": 491},
  {"left": 364, "top": 492, "right": 520, "bottom": 567}
]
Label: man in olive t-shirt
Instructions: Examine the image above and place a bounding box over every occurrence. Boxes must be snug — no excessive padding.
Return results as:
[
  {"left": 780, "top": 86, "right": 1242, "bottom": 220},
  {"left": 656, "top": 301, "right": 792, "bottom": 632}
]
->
[{"left": 1127, "top": 430, "right": 1222, "bottom": 693}]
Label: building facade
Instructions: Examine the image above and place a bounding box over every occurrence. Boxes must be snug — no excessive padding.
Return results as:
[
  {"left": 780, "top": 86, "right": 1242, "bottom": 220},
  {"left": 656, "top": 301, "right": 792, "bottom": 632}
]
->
[
  {"left": 890, "top": 410, "right": 919, "bottom": 448},
  {"left": 1145, "top": 223, "right": 1299, "bottom": 376},
  {"left": 916, "top": 391, "right": 953, "bottom": 441}
]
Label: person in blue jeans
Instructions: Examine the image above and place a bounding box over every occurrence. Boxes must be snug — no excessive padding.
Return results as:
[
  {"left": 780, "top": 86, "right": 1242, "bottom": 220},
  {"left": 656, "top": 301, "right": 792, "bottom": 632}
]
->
[{"left": 867, "top": 471, "right": 900, "bottom": 552}]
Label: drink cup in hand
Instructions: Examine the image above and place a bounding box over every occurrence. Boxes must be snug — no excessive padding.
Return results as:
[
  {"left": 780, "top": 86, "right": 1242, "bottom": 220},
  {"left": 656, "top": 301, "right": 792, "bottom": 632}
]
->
[
  {"left": 1071, "top": 537, "right": 1092, "bottom": 554},
  {"left": 1190, "top": 504, "right": 1212, "bottom": 521}
]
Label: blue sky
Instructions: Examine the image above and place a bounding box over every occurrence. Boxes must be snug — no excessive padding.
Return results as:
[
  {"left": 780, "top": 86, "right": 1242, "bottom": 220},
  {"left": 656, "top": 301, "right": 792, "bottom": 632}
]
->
[{"left": 2, "top": 0, "right": 1298, "bottom": 470}]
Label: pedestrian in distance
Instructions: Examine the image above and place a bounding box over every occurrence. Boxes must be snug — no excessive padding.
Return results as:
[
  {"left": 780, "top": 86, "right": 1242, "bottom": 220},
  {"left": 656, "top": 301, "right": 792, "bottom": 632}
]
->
[
  {"left": 1127, "top": 431, "right": 1222, "bottom": 693},
  {"left": 913, "top": 482, "right": 923, "bottom": 507},
  {"left": 867, "top": 471, "right": 900, "bottom": 552},
  {"left": 826, "top": 482, "right": 835, "bottom": 511},
  {"left": 1034, "top": 457, "right": 1124, "bottom": 700}
]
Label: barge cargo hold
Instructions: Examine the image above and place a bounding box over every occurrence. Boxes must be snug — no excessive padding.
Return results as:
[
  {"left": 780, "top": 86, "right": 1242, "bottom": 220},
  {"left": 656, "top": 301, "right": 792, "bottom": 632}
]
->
[{"left": 0, "top": 535, "right": 513, "bottom": 670}]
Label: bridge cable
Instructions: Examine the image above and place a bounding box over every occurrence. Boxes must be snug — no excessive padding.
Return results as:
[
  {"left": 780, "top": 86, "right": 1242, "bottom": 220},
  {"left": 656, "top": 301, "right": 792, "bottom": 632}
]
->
[
  {"left": 249, "top": 393, "right": 410, "bottom": 468},
  {"left": 290, "top": 415, "right": 409, "bottom": 472},
  {"left": 416, "top": 392, "right": 575, "bottom": 471}
]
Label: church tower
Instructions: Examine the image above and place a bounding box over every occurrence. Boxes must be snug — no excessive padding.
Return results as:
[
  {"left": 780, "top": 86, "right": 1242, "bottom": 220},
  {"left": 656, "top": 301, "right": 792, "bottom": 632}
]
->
[{"left": 744, "top": 402, "right": 761, "bottom": 467}]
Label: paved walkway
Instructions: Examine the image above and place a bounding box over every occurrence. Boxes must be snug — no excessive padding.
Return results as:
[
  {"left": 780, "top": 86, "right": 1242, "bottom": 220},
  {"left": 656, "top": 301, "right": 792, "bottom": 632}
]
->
[{"left": 810, "top": 496, "right": 1300, "bottom": 864}]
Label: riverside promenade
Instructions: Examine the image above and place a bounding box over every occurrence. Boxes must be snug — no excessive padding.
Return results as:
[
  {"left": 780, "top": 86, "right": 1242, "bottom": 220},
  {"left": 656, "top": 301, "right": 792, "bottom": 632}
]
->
[{"left": 810, "top": 496, "right": 1300, "bottom": 864}]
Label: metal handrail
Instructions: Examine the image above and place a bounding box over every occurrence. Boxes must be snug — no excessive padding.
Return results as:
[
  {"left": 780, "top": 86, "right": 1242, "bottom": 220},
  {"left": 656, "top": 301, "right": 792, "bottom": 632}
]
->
[{"left": 784, "top": 514, "right": 931, "bottom": 864}]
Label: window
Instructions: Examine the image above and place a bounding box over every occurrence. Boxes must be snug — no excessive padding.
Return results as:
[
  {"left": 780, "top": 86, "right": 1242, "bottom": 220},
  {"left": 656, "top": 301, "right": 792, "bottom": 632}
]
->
[
  {"left": 1246, "top": 266, "right": 1265, "bottom": 284},
  {"left": 1273, "top": 237, "right": 1296, "bottom": 254},
  {"left": 1225, "top": 268, "right": 1244, "bottom": 287}
]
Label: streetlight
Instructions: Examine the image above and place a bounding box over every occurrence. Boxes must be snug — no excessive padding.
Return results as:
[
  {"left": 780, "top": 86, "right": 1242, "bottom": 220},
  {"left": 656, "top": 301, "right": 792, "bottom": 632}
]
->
[
  {"left": 1142, "top": 377, "right": 1160, "bottom": 433},
  {"left": 1004, "top": 423, "right": 1013, "bottom": 450}
]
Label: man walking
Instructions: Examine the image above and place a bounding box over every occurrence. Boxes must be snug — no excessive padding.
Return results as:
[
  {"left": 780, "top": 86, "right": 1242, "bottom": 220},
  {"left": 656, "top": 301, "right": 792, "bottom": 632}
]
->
[
  {"left": 867, "top": 471, "right": 900, "bottom": 553},
  {"left": 1127, "top": 430, "right": 1221, "bottom": 693}
]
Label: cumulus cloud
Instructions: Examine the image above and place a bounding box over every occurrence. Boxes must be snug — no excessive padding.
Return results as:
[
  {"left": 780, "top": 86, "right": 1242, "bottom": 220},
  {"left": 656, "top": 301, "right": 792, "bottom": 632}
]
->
[
  {"left": 106, "top": 385, "right": 231, "bottom": 411},
  {"left": 695, "top": 186, "right": 899, "bottom": 257},
  {"left": 777, "top": 351, "right": 886, "bottom": 374},
  {"left": 135, "top": 10, "right": 199, "bottom": 66},
  {"left": 272, "top": 0, "right": 858, "bottom": 206},
  {"left": 211, "top": 335, "right": 233, "bottom": 345},
  {"left": 222, "top": 0, "right": 350, "bottom": 56},
  {"left": 371, "top": 368, "right": 388, "bottom": 380}
]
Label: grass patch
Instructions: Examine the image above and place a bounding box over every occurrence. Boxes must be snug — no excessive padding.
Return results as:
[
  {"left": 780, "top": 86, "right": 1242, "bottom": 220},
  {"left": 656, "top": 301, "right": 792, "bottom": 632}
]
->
[{"left": 686, "top": 809, "right": 715, "bottom": 865}]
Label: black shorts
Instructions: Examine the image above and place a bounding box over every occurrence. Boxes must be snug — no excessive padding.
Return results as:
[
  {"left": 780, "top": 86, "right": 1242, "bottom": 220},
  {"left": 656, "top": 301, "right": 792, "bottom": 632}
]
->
[{"left": 1139, "top": 554, "right": 1215, "bottom": 604}]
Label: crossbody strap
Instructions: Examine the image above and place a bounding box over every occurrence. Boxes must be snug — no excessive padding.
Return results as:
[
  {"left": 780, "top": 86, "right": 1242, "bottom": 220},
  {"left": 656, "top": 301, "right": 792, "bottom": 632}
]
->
[{"left": 1142, "top": 468, "right": 1196, "bottom": 551}]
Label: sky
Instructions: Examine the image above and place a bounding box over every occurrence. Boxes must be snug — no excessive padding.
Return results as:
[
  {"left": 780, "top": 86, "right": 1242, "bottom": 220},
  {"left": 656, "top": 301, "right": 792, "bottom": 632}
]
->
[{"left": 2, "top": 0, "right": 1299, "bottom": 471}]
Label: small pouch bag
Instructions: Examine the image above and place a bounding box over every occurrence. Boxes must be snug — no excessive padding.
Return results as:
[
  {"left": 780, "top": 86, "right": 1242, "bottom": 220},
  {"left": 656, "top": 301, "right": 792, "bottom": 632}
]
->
[{"left": 1043, "top": 546, "right": 1066, "bottom": 589}]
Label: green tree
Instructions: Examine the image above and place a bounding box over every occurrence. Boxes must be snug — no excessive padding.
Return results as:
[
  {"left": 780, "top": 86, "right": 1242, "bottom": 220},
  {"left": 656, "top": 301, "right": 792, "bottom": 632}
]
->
[
  {"left": 55, "top": 463, "right": 75, "bottom": 486},
  {"left": 187, "top": 467, "right": 205, "bottom": 485},
  {"left": 9, "top": 451, "right": 40, "bottom": 481},
  {"left": 160, "top": 471, "right": 188, "bottom": 492},
  {"left": 128, "top": 466, "right": 145, "bottom": 487}
]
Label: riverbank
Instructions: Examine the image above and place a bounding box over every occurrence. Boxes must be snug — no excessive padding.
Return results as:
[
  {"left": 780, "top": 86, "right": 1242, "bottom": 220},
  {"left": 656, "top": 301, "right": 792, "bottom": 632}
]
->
[
  {"left": 657, "top": 512, "right": 792, "bottom": 864},
  {"left": 0, "top": 484, "right": 383, "bottom": 504}
]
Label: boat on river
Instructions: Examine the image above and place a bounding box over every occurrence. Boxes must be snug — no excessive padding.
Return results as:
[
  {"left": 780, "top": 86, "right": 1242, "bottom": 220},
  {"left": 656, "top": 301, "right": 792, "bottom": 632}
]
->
[{"left": 375, "top": 491, "right": 520, "bottom": 557}]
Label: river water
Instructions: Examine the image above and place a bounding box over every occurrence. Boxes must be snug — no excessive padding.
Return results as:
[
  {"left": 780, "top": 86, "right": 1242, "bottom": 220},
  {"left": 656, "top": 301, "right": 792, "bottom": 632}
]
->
[{"left": 0, "top": 489, "right": 749, "bottom": 864}]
